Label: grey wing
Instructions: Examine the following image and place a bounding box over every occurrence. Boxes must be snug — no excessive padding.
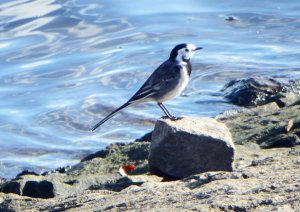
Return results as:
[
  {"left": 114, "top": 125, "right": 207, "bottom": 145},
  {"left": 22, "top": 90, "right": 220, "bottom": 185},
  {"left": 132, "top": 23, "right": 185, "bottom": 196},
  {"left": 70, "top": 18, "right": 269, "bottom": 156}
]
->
[{"left": 128, "top": 60, "right": 180, "bottom": 103}]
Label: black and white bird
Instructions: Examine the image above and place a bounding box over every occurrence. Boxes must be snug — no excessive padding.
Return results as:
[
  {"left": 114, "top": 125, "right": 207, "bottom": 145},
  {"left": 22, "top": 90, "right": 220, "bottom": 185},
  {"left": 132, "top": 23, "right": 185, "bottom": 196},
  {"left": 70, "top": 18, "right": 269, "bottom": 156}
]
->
[{"left": 91, "top": 43, "right": 202, "bottom": 131}]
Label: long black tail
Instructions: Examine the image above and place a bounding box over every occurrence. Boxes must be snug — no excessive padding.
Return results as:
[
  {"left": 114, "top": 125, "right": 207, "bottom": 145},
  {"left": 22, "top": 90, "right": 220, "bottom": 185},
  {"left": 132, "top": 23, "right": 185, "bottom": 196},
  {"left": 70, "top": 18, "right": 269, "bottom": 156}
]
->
[{"left": 91, "top": 102, "right": 131, "bottom": 131}]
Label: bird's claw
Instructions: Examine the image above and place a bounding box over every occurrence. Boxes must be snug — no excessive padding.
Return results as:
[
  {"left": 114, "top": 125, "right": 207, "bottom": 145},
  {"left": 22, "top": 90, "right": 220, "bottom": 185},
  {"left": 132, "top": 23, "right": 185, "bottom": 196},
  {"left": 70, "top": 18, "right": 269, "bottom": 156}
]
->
[{"left": 170, "top": 116, "right": 181, "bottom": 121}]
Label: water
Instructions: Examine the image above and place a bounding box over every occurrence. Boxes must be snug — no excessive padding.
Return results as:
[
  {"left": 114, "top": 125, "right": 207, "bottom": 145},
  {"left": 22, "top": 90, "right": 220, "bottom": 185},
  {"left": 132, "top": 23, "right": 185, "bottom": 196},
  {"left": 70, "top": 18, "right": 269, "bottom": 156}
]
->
[{"left": 1, "top": 0, "right": 300, "bottom": 178}]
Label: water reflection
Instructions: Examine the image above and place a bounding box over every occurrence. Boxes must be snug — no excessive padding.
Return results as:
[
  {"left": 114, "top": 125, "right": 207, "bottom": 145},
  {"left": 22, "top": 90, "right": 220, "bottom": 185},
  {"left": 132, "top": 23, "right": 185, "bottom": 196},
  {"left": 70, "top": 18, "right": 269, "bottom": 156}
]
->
[{"left": 0, "top": 0, "right": 300, "bottom": 178}]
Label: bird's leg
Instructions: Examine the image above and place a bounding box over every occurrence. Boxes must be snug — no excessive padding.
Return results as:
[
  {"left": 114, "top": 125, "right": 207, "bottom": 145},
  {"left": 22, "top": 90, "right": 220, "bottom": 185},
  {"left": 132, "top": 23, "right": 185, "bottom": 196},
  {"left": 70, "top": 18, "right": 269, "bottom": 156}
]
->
[{"left": 157, "top": 102, "right": 179, "bottom": 121}]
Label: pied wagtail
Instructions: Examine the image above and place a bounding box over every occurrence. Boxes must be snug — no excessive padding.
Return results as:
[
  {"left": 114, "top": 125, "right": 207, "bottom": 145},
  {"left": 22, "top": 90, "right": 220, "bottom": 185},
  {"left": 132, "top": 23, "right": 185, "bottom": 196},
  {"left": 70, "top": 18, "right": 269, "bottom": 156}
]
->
[{"left": 91, "top": 43, "right": 202, "bottom": 131}]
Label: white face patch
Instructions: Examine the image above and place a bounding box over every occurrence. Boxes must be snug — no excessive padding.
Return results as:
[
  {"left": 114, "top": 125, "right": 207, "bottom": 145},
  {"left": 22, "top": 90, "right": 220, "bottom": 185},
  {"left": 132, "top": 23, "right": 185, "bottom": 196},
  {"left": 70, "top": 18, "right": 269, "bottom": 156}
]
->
[{"left": 176, "top": 44, "right": 198, "bottom": 63}]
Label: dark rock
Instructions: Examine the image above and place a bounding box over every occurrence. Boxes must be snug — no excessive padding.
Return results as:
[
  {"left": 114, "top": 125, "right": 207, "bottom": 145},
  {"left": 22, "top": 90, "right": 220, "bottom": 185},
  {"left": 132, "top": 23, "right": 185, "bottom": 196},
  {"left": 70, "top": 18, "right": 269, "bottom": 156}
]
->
[
  {"left": 241, "top": 171, "right": 253, "bottom": 179},
  {"left": 16, "top": 170, "right": 39, "bottom": 178},
  {"left": 54, "top": 166, "right": 71, "bottom": 174},
  {"left": 135, "top": 131, "right": 152, "bottom": 142},
  {"left": 81, "top": 149, "right": 109, "bottom": 162},
  {"left": 149, "top": 117, "right": 235, "bottom": 179},
  {"left": 259, "top": 134, "right": 300, "bottom": 148},
  {"left": 0, "top": 181, "right": 21, "bottom": 195},
  {"left": 41, "top": 171, "right": 49, "bottom": 176},
  {"left": 22, "top": 180, "right": 55, "bottom": 199},
  {"left": 221, "top": 77, "right": 284, "bottom": 106},
  {"left": 222, "top": 77, "right": 300, "bottom": 107},
  {"left": 64, "top": 179, "right": 79, "bottom": 185},
  {"left": 295, "top": 129, "right": 300, "bottom": 137}
]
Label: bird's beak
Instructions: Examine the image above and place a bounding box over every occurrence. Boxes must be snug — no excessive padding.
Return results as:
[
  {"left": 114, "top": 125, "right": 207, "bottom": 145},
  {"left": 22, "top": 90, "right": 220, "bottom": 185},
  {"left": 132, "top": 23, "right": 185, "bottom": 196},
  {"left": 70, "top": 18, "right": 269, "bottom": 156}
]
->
[{"left": 195, "top": 47, "right": 203, "bottom": 51}]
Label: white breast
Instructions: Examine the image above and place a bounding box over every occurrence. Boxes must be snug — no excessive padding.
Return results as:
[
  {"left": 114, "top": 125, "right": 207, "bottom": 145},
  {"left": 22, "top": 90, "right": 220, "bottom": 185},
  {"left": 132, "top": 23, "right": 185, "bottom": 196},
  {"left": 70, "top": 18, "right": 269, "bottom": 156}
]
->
[
  {"left": 176, "top": 66, "right": 190, "bottom": 94},
  {"left": 159, "top": 66, "right": 190, "bottom": 102}
]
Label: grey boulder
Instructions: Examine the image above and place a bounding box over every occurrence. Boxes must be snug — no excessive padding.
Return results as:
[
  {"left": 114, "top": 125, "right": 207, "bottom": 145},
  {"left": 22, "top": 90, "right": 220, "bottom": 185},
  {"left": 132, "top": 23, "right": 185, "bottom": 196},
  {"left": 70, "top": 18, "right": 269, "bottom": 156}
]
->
[{"left": 149, "top": 117, "right": 235, "bottom": 179}]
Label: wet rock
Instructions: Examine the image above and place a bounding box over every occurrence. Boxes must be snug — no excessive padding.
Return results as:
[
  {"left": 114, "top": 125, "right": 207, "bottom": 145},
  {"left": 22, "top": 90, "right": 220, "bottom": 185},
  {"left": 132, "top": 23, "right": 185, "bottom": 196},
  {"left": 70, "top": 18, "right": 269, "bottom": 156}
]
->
[
  {"left": 149, "top": 117, "right": 235, "bottom": 179},
  {"left": 222, "top": 77, "right": 300, "bottom": 107},
  {"left": 221, "top": 77, "right": 284, "bottom": 106}
]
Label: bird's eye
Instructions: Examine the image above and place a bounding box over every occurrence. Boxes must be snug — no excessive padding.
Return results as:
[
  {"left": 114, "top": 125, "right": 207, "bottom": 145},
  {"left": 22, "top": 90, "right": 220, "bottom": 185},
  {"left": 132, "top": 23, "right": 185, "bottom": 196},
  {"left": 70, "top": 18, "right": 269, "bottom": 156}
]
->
[{"left": 185, "top": 49, "right": 189, "bottom": 52}]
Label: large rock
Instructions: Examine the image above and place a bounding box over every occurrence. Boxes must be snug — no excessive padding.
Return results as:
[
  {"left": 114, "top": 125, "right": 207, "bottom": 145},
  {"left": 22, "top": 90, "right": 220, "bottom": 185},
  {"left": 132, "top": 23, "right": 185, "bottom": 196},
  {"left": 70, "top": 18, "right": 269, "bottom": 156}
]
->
[
  {"left": 221, "top": 77, "right": 284, "bottom": 106},
  {"left": 222, "top": 77, "right": 300, "bottom": 107},
  {"left": 149, "top": 117, "right": 235, "bottom": 179}
]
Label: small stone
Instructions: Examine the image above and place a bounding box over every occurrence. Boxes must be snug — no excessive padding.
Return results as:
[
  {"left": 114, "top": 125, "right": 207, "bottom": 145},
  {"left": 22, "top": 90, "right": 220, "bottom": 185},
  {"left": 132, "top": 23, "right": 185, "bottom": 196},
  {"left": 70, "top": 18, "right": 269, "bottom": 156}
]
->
[
  {"left": 149, "top": 117, "right": 235, "bottom": 179},
  {"left": 286, "top": 119, "right": 294, "bottom": 132},
  {"left": 225, "top": 16, "right": 237, "bottom": 21},
  {"left": 64, "top": 179, "right": 79, "bottom": 185}
]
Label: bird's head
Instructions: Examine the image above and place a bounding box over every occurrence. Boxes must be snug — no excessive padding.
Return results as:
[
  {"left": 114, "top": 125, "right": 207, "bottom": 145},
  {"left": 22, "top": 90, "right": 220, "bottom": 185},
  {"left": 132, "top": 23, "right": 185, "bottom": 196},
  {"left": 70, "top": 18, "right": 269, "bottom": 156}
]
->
[{"left": 169, "top": 43, "right": 202, "bottom": 63}]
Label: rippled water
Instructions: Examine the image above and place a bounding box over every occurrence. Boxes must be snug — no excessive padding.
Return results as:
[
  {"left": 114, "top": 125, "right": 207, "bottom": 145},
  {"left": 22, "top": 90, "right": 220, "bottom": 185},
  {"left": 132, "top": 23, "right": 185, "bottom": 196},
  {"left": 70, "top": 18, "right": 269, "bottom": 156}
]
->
[{"left": 1, "top": 0, "right": 300, "bottom": 178}]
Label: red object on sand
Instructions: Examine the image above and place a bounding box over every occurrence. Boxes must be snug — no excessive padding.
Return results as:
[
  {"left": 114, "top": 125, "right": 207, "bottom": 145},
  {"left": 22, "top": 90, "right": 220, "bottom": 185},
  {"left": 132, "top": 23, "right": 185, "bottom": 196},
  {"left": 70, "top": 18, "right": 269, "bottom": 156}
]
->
[
  {"left": 122, "top": 164, "right": 135, "bottom": 173},
  {"left": 119, "top": 163, "right": 136, "bottom": 176}
]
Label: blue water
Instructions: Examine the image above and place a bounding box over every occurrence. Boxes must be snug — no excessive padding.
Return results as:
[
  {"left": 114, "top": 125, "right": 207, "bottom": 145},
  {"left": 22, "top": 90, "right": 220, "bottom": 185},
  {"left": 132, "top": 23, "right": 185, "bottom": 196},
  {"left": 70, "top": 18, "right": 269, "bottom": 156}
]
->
[{"left": 1, "top": 0, "right": 300, "bottom": 178}]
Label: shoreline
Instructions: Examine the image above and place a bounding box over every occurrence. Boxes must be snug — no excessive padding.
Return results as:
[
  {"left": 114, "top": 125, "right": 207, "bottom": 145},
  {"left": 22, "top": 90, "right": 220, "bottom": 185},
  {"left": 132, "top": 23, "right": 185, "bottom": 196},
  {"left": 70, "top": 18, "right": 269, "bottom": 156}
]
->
[{"left": 1, "top": 78, "right": 300, "bottom": 211}]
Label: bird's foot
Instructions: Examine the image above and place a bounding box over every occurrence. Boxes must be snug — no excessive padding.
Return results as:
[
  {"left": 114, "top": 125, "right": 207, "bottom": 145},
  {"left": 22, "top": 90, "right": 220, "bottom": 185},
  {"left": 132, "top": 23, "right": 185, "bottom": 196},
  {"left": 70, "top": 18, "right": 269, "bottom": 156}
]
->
[
  {"left": 172, "top": 116, "right": 183, "bottom": 121},
  {"left": 170, "top": 116, "right": 178, "bottom": 121},
  {"left": 163, "top": 116, "right": 182, "bottom": 121}
]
